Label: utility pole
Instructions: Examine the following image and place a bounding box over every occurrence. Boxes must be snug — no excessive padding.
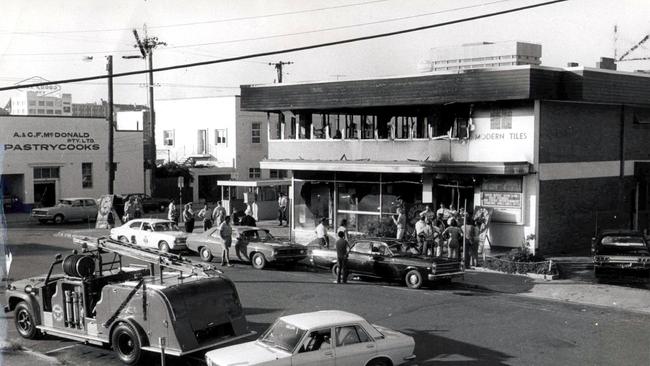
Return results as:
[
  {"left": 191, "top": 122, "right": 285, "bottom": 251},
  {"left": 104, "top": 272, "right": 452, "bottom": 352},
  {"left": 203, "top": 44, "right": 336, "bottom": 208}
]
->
[
  {"left": 106, "top": 55, "right": 115, "bottom": 194},
  {"left": 129, "top": 24, "right": 165, "bottom": 193},
  {"left": 268, "top": 61, "right": 293, "bottom": 83}
]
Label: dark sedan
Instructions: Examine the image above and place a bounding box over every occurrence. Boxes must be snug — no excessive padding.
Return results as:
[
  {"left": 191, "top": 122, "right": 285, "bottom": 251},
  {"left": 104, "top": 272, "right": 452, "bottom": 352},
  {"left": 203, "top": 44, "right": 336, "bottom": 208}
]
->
[
  {"left": 186, "top": 226, "right": 308, "bottom": 269},
  {"left": 592, "top": 230, "right": 650, "bottom": 279},
  {"left": 310, "top": 238, "right": 464, "bottom": 289}
]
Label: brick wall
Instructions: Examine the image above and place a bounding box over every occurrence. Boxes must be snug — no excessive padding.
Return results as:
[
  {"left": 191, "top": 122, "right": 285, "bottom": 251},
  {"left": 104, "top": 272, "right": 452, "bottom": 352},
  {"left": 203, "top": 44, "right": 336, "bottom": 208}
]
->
[{"left": 538, "top": 177, "right": 635, "bottom": 255}]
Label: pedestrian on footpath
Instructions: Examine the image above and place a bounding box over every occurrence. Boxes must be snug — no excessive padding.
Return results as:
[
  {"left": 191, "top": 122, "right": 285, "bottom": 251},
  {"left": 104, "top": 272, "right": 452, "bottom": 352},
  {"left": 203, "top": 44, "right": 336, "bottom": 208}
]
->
[
  {"left": 337, "top": 219, "right": 349, "bottom": 242},
  {"left": 335, "top": 231, "right": 350, "bottom": 284},
  {"left": 198, "top": 203, "right": 212, "bottom": 231},
  {"left": 392, "top": 207, "right": 406, "bottom": 240},
  {"left": 422, "top": 218, "right": 436, "bottom": 257},
  {"left": 123, "top": 196, "right": 136, "bottom": 222},
  {"left": 134, "top": 196, "right": 143, "bottom": 218},
  {"left": 443, "top": 219, "right": 463, "bottom": 260},
  {"left": 183, "top": 203, "right": 195, "bottom": 233},
  {"left": 464, "top": 217, "right": 479, "bottom": 267},
  {"left": 316, "top": 218, "right": 330, "bottom": 248},
  {"left": 219, "top": 216, "right": 233, "bottom": 267},
  {"left": 168, "top": 201, "right": 178, "bottom": 224},
  {"left": 278, "top": 192, "right": 288, "bottom": 226},
  {"left": 414, "top": 215, "right": 427, "bottom": 254},
  {"left": 433, "top": 219, "right": 445, "bottom": 257},
  {"left": 212, "top": 201, "right": 227, "bottom": 228}
]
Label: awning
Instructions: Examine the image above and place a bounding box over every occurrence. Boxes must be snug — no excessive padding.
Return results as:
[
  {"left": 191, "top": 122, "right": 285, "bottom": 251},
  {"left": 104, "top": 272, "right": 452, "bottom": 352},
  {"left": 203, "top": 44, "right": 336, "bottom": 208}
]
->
[
  {"left": 216, "top": 178, "right": 292, "bottom": 187},
  {"left": 259, "top": 159, "right": 531, "bottom": 175}
]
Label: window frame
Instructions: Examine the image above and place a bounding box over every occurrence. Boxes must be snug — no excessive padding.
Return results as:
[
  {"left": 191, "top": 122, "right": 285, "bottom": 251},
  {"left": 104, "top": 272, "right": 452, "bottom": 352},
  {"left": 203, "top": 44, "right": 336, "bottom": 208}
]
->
[
  {"left": 251, "top": 122, "right": 261, "bottom": 144},
  {"left": 82, "top": 162, "right": 93, "bottom": 189},
  {"left": 249, "top": 167, "right": 261, "bottom": 179},
  {"left": 215, "top": 129, "right": 228, "bottom": 145},
  {"left": 163, "top": 130, "right": 175, "bottom": 146}
]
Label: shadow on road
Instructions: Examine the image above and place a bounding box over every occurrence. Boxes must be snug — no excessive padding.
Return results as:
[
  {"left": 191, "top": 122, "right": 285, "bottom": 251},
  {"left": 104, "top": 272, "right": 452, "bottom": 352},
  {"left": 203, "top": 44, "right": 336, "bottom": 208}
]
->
[
  {"left": 462, "top": 271, "right": 535, "bottom": 294},
  {"left": 6, "top": 242, "right": 71, "bottom": 255},
  {"left": 401, "top": 328, "right": 513, "bottom": 365}
]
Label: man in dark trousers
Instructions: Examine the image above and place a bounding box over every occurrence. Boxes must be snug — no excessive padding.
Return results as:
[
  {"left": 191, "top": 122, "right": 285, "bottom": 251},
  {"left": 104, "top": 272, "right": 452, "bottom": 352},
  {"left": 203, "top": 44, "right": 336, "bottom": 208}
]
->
[{"left": 335, "top": 231, "right": 349, "bottom": 284}]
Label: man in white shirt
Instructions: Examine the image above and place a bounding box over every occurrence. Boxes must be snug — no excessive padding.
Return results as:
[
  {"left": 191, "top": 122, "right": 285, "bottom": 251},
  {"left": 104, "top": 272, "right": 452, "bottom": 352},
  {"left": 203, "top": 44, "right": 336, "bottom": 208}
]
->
[
  {"left": 316, "top": 218, "right": 330, "bottom": 248},
  {"left": 414, "top": 216, "right": 427, "bottom": 254},
  {"left": 278, "top": 192, "right": 288, "bottom": 226}
]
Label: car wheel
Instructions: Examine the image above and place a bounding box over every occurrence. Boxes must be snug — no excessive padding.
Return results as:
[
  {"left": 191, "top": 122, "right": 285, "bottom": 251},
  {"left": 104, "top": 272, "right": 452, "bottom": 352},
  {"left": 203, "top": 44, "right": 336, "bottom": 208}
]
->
[
  {"left": 111, "top": 322, "right": 142, "bottom": 365},
  {"left": 15, "top": 302, "right": 40, "bottom": 339},
  {"left": 331, "top": 263, "right": 340, "bottom": 278},
  {"left": 405, "top": 269, "right": 423, "bottom": 289},
  {"left": 159, "top": 241, "right": 170, "bottom": 253},
  {"left": 200, "top": 247, "right": 213, "bottom": 262},
  {"left": 366, "top": 357, "right": 392, "bottom": 366},
  {"left": 53, "top": 214, "right": 64, "bottom": 225},
  {"left": 251, "top": 252, "right": 267, "bottom": 270}
]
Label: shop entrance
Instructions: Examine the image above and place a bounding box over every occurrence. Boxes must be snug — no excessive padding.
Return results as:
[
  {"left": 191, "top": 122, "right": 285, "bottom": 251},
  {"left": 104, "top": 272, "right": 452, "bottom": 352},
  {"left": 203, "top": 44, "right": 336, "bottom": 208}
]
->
[
  {"left": 434, "top": 179, "right": 475, "bottom": 214},
  {"left": 34, "top": 181, "right": 56, "bottom": 207}
]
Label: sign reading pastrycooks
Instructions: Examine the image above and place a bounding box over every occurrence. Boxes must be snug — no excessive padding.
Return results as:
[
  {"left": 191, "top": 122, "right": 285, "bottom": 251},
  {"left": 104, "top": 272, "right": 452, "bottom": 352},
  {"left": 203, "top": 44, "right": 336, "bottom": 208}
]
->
[{"left": 4, "top": 130, "right": 100, "bottom": 151}]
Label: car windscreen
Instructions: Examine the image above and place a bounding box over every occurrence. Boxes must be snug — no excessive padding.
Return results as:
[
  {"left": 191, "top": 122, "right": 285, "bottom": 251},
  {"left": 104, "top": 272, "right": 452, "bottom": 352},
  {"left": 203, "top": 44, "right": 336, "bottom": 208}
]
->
[
  {"left": 597, "top": 236, "right": 649, "bottom": 256},
  {"left": 243, "top": 230, "right": 273, "bottom": 241},
  {"left": 259, "top": 319, "right": 306, "bottom": 353},
  {"left": 57, "top": 200, "right": 73, "bottom": 206},
  {"left": 153, "top": 222, "right": 179, "bottom": 232}
]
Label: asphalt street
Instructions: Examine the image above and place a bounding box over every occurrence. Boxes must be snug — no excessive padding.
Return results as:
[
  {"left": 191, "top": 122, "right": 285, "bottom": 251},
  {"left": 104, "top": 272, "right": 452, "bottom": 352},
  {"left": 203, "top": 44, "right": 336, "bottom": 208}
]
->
[{"left": 2, "top": 220, "right": 650, "bottom": 366}]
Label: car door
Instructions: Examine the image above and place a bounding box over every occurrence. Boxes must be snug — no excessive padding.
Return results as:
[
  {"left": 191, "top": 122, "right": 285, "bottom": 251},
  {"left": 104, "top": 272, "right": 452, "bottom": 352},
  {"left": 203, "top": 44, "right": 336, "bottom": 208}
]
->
[
  {"left": 292, "top": 328, "right": 335, "bottom": 366},
  {"left": 70, "top": 199, "right": 84, "bottom": 220},
  {"left": 127, "top": 221, "right": 142, "bottom": 244},
  {"left": 207, "top": 229, "right": 226, "bottom": 260},
  {"left": 347, "top": 241, "right": 374, "bottom": 276},
  {"left": 84, "top": 199, "right": 98, "bottom": 221},
  {"left": 333, "top": 324, "right": 376, "bottom": 365},
  {"left": 371, "top": 242, "right": 396, "bottom": 280},
  {"left": 140, "top": 222, "right": 155, "bottom": 248}
]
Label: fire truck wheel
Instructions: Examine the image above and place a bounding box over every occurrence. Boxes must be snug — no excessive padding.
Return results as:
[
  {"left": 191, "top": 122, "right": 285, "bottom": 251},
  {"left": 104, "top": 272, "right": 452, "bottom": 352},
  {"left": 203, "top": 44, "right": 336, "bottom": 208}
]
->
[
  {"left": 251, "top": 252, "right": 267, "bottom": 270},
  {"left": 405, "top": 270, "right": 423, "bottom": 289},
  {"left": 111, "top": 322, "right": 142, "bottom": 365},
  {"left": 200, "top": 247, "right": 213, "bottom": 262},
  {"left": 15, "top": 302, "right": 40, "bottom": 339},
  {"left": 158, "top": 241, "right": 170, "bottom": 253}
]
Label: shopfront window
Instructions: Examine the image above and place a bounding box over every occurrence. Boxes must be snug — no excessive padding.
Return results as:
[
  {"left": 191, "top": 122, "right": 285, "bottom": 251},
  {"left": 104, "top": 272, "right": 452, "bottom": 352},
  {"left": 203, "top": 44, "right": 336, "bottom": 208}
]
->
[
  {"left": 336, "top": 182, "right": 381, "bottom": 233},
  {"left": 294, "top": 181, "right": 333, "bottom": 229}
]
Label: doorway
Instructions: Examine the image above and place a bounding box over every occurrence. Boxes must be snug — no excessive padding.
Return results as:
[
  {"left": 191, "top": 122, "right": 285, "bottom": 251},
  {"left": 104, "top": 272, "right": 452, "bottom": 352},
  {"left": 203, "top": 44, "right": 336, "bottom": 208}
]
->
[{"left": 34, "top": 181, "right": 56, "bottom": 207}]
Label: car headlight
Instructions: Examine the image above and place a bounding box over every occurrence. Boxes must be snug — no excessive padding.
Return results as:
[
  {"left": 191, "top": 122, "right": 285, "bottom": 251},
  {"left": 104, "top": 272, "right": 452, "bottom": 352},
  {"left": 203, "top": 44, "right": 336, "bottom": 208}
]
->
[
  {"left": 24, "top": 285, "right": 33, "bottom": 294},
  {"left": 273, "top": 249, "right": 278, "bottom": 255}
]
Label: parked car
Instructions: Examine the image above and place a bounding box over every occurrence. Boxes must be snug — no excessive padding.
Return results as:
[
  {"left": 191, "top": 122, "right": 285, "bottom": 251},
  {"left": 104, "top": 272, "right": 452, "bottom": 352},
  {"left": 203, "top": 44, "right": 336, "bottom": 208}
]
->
[
  {"left": 32, "top": 197, "right": 98, "bottom": 224},
  {"left": 205, "top": 310, "right": 416, "bottom": 366},
  {"left": 110, "top": 218, "right": 187, "bottom": 252},
  {"left": 592, "top": 230, "right": 650, "bottom": 279},
  {"left": 310, "top": 237, "right": 464, "bottom": 289},
  {"left": 123, "top": 193, "right": 170, "bottom": 213},
  {"left": 186, "top": 226, "right": 308, "bottom": 269}
]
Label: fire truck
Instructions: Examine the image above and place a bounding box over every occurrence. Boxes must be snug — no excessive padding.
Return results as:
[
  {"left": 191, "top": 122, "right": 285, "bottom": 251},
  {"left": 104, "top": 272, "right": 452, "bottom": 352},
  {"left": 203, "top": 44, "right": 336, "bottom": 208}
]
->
[{"left": 4, "top": 236, "right": 253, "bottom": 365}]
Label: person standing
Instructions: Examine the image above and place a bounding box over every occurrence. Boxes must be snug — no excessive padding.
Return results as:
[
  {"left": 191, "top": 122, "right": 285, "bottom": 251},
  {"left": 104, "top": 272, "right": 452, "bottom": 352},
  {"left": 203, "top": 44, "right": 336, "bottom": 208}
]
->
[
  {"left": 278, "top": 192, "right": 288, "bottom": 226},
  {"left": 123, "top": 196, "right": 135, "bottom": 222},
  {"left": 212, "top": 201, "right": 227, "bottom": 228},
  {"left": 420, "top": 205, "right": 435, "bottom": 223},
  {"left": 316, "top": 218, "right": 330, "bottom": 248},
  {"left": 183, "top": 203, "right": 195, "bottom": 233},
  {"left": 167, "top": 201, "right": 178, "bottom": 224},
  {"left": 392, "top": 207, "right": 406, "bottom": 240},
  {"left": 335, "top": 231, "right": 350, "bottom": 284},
  {"left": 414, "top": 215, "right": 427, "bottom": 254},
  {"left": 464, "top": 218, "right": 479, "bottom": 267},
  {"left": 422, "top": 218, "right": 436, "bottom": 257},
  {"left": 433, "top": 219, "right": 445, "bottom": 257},
  {"left": 134, "top": 196, "right": 143, "bottom": 218},
  {"left": 337, "top": 219, "right": 349, "bottom": 241},
  {"left": 443, "top": 219, "right": 463, "bottom": 260},
  {"left": 198, "top": 203, "right": 212, "bottom": 231},
  {"left": 219, "top": 216, "right": 233, "bottom": 267}
]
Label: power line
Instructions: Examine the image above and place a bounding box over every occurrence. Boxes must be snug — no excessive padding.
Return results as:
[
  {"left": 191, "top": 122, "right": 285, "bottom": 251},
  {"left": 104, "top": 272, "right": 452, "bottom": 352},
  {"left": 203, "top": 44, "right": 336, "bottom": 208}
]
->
[
  {"left": 0, "top": 0, "right": 568, "bottom": 92},
  {"left": 0, "top": 0, "right": 392, "bottom": 35},
  {"left": 1, "top": 0, "right": 517, "bottom": 57}
]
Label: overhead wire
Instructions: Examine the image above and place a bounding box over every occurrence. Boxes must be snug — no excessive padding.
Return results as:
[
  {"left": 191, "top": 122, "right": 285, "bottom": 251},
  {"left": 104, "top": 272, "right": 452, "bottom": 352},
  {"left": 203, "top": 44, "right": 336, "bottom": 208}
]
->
[{"left": 0, "top": 0, "right": 568, "bottom": 92}]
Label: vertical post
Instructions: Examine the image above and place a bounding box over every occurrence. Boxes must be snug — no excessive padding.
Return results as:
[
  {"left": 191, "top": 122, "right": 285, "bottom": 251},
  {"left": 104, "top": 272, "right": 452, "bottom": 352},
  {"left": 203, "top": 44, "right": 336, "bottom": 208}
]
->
[
  {"left": 462, "top": 199, "right": 467, "bottom": 267},
  {"left": 106, "top": 55, "right": 114, "bottom": 194},
  {"left": 159, "top": 337, "right": 166, "bottom": 366},
  {"left": 148, "top": 51, "right": 157, "bottom": 194}
]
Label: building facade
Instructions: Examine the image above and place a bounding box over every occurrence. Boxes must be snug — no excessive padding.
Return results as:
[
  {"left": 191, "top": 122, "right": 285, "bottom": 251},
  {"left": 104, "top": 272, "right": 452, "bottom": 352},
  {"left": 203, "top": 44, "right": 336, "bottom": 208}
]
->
[
  {"left": 418, "top": 41, "right": 541, "bottom": 73},
  {"left": 154, "top": 95, "right": 274, "bottom": 204},
  {"left": 241, "top": 65, "right": 650, "bottom": 255},
  {"left": 1, "top": 115, "right": 144, "bottom": 211},
  {"left": 7, "top": 91, "right": 72, "bottom": 116}
]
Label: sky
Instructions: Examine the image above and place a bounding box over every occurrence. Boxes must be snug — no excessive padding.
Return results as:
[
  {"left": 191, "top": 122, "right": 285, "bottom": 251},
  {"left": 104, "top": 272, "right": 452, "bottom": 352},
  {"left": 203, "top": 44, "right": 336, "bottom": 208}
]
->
[{"left": 1, "top": 0, "right": 650, "bottom": 106}]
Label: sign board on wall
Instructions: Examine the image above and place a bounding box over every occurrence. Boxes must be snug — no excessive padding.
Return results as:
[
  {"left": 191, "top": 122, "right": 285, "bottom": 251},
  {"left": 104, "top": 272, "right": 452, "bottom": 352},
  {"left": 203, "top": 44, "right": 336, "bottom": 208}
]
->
[{"left": 480, "top": 177, "right": 523, "bottom": 224}]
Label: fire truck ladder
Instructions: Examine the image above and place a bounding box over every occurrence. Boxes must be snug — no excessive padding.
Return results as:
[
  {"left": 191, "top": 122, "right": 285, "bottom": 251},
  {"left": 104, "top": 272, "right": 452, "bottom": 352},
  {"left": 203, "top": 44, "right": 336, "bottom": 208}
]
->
[{"left": 73, "top": 236, "right": 223, "bottom": 278}]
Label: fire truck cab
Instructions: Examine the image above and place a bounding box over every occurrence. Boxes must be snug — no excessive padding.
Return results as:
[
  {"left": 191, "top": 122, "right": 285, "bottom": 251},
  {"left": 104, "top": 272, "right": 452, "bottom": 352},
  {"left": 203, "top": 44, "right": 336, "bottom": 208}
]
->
[{"left": 4, "top": 237, "right": 251, "bottom": 365}]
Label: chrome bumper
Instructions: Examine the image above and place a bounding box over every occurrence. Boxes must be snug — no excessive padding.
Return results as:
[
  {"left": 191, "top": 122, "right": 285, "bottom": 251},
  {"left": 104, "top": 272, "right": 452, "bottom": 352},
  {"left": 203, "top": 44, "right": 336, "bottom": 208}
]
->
[{"left": 428, "top": 271, "right": 464, "bottom": 281}]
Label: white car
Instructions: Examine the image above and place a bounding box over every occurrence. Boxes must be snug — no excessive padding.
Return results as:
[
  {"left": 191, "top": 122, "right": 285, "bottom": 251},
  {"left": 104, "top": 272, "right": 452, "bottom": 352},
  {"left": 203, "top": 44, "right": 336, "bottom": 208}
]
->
[
  {"left": 109, "top": 218, "right": 187, "bottom": 252},
  {"left": 205, "top": 310, "right": 416, "bottom": 366}
]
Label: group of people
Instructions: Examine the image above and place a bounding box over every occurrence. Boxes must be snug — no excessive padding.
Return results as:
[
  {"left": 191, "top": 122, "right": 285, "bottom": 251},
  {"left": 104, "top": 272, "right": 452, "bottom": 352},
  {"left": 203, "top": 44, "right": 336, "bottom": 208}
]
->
[
  {"left": 166, "top": 200, "right": 257, "bottom": 234},
  {"left": 392, "top": 203, "right": 481, "bottom": 266},
  {"left": 122, "top": 195, "right": 144, "bottom": 222}
]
